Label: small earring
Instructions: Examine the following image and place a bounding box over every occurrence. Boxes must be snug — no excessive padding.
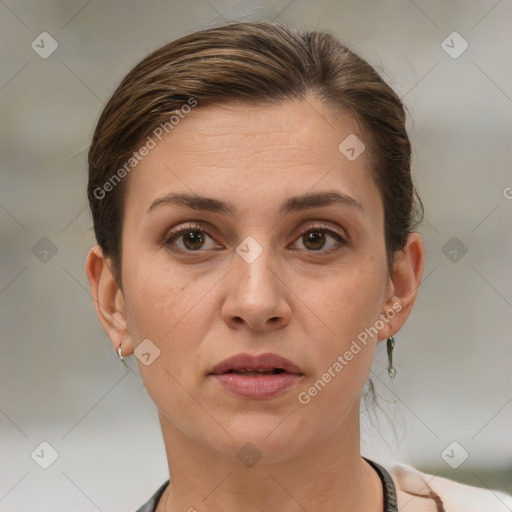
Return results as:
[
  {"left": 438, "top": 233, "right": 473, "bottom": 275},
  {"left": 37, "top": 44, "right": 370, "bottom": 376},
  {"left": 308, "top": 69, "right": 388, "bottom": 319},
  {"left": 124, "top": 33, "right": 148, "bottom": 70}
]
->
[
  {"left": 386, "top": 336, "right": 397, "bottom": 379},
  {"left": 118, "top": 345, "right": 125, "bottom": 364}
]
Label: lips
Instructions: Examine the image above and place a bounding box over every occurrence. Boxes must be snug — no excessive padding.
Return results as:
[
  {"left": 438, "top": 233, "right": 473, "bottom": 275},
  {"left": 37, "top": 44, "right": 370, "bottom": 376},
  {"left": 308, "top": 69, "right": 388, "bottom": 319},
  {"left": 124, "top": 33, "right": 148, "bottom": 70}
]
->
[
  {"left": 209, "top": 352, "right": 303, "bottom": 376},
  {"left": 209, "top": 352, "right": 304, "bottom": 399}
]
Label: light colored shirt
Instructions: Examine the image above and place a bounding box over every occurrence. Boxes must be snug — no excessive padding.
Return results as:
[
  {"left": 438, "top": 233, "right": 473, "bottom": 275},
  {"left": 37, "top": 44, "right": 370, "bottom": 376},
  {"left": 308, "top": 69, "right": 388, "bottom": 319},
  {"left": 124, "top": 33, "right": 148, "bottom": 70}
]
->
[{"left": 387, "top": 461, "right": 512, "bottom": 511}]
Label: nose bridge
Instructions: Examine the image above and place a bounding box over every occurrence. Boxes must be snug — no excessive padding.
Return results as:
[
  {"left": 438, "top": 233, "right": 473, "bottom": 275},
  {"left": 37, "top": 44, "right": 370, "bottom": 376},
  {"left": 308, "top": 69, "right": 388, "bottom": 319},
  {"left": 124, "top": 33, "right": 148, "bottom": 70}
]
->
[
  {"left": 222, "top": 233, "right": 290, "bottom": 330},
  {"left": 234, "top": 234, "right": 279, "bottom": 298}
]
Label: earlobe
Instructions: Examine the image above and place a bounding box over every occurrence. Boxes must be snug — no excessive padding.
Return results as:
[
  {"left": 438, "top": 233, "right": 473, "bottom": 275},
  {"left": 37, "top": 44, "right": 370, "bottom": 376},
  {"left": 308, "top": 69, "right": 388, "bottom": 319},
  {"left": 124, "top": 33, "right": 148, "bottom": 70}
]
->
[
  {"left": 377, "top": 232, "right": 425, "bottom": 340},
  {"left": 85, "top": 245, "right": 133, "bottom": 357}
]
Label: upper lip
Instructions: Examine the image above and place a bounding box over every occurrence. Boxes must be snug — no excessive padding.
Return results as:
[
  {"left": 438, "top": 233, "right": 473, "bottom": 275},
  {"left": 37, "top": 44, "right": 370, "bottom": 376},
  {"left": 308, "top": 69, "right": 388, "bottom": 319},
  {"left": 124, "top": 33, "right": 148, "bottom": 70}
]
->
[{"left": 209, "top": 352, "right": 303, "bottom": 375}]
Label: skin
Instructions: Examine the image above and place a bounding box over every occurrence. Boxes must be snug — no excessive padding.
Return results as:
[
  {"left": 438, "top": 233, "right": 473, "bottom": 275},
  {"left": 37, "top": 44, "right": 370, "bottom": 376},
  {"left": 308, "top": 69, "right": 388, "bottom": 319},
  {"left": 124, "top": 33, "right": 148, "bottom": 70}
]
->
[{"left": 86, "top": 95, "right": 424, "bottom": 512}]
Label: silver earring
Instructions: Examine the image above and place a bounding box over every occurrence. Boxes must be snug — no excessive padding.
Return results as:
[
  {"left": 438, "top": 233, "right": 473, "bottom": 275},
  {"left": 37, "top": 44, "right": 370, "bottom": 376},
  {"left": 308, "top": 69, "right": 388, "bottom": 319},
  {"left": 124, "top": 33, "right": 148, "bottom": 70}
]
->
[
  {"left": 387, "top": 336, "right": 397, "bottom": 379},
  {"left": 118, "top": 345, "right": 125, "bottom": 364}
]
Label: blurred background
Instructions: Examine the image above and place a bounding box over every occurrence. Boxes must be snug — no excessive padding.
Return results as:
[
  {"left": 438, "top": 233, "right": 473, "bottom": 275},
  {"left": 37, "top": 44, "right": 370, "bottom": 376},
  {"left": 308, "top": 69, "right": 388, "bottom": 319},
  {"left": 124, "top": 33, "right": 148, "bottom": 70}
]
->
[{"left": 1, "top": 0, "right": 511, "bottom": 510}]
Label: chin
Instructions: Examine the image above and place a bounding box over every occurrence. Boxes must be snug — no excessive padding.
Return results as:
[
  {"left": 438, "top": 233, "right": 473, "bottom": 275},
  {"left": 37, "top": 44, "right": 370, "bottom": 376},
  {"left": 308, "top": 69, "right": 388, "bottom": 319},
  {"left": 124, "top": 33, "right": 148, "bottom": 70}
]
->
[{"left": 205, "top": 410, "right": 314, "bottom": 465}]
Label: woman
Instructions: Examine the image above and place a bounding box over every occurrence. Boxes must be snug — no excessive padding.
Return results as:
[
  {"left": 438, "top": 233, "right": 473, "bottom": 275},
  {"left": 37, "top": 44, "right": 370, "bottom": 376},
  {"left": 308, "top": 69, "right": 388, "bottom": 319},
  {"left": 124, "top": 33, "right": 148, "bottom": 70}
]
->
[{"left": 85, "top": 20, "right": 512, "bottom": 512}]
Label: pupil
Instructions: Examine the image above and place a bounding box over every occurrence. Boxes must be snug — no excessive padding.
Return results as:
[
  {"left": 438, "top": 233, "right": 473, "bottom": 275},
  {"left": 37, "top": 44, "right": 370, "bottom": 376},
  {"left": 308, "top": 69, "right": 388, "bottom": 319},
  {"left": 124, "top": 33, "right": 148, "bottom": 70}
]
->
[
  {"left": 184, "top": 231, "right": 204, "bottom": 250},
  {"left": 305, "top": 232, "right": 324, "bottom": 250}
]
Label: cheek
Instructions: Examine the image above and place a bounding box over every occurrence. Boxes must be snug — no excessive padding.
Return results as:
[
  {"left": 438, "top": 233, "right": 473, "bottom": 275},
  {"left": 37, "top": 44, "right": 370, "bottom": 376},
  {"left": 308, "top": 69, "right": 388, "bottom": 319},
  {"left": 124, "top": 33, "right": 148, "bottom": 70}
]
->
[
  {"left": 294, "top": 268, "right": 382, "bottom": 427},
  {"left": 295, "top": 257, "right": 386, "bottom": 402},
  {"left": 121, "top": 259, "right": 214, "bottom": 427},
  {"left": 305, "top": 260, "right": 387, "bottom": 341},
  {"left": 122, "top": 249, "right": 200, "bottom": 340},
  {"left": 122, "top": 251, "right": 217, "bottom": 388}
]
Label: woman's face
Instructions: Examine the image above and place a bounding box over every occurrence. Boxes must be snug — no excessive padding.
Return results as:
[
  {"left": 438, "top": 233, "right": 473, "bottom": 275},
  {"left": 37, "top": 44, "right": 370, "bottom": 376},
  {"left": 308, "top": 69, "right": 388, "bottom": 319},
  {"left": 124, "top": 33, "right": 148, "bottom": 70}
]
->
[{"left": 100, "top": 97, "right": 417, "bottom": 462}]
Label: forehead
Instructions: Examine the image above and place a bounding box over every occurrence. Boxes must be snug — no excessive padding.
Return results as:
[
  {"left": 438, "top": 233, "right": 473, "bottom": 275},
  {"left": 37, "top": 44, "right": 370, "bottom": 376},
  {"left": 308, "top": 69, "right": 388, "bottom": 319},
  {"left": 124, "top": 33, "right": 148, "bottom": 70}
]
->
[
  {"left": 123, "top": 97, "right": 381, "bottom": 220},
  {"left": 153, "top": 98, "right": 362, "bottom": 164}
]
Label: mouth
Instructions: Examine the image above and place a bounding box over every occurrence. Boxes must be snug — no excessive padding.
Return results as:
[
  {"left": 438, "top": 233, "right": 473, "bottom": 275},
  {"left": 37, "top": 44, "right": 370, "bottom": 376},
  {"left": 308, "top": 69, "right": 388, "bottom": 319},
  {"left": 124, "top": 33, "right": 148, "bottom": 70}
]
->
[
  {"left": 208, "top": 352, "right": 304, "bottom": 376},
  {"left": 208, "top": 352, "right": 304, "bottom": 399},
  {"left": 222, "top": 368, "right": 287, "bottom": 376}
]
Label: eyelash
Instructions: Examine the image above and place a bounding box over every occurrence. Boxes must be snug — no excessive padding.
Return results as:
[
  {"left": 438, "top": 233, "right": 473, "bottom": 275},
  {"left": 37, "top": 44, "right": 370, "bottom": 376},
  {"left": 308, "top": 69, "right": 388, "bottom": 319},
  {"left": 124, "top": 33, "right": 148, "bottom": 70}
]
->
[{"left": 162, "top": 222, "right": 348, "bottom": 255}]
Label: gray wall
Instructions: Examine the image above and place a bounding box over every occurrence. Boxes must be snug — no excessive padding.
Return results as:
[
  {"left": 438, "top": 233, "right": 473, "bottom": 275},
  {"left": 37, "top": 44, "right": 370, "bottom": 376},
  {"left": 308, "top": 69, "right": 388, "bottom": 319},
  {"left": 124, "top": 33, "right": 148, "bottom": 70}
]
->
[{"left": 1, "top": 1, "right": 511, "bottom": 510}]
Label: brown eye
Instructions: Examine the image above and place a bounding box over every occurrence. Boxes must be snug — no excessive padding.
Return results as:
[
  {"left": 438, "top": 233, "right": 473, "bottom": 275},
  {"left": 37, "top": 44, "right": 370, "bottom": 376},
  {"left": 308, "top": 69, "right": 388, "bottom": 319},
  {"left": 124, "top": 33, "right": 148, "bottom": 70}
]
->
[
  {"left": 163, "top": 222, "right": 219, "bottom": 253},
  {"left": 180, "top": 230, "right": 206, "bottom": 250},
  {"left": 293, "top": 226, "right": 347, "bottom": 253},
  {"left": 302, "top": 231, "right": 327, "bottom": 251}
]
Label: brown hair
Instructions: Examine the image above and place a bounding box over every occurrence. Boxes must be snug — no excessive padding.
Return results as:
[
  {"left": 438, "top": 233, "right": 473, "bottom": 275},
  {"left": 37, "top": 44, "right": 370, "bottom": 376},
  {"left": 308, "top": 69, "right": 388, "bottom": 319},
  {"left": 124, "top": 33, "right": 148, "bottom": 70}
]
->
[{"left": 87, "top": 20, "right": 423, "bottom": 289}]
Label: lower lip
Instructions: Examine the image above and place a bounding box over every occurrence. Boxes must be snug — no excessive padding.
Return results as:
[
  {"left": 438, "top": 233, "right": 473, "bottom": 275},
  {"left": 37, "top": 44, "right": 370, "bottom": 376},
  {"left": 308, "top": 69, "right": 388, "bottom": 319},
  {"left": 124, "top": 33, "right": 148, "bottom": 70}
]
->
[{"left": 211, "top": 372, "right": 302, "bottom": 399}]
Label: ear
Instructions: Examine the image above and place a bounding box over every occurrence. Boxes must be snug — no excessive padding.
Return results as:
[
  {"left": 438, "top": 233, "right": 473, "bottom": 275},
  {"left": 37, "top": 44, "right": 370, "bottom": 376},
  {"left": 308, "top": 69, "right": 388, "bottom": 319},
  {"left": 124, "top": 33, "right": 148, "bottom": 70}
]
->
[
  {"left": 376, "top": 232, "right": 425, "bottom": 340},
  {"left": 85, "top": 244, "right": 134, "bottom": 357}
]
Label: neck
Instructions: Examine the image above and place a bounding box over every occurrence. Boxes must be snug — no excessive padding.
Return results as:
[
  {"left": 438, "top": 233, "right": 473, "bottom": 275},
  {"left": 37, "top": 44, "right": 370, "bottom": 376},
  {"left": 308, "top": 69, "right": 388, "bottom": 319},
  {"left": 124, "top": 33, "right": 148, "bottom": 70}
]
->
[{"left": 156, "top": 399, "right": 383, "bottom": 512}]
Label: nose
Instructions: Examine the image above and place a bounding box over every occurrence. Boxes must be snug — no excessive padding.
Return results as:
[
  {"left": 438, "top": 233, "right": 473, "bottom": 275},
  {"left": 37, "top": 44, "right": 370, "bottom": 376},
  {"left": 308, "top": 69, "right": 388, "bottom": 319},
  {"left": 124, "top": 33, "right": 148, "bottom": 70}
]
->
[{"left": 221, "top": 242, "right": 291, "bottom": 332}]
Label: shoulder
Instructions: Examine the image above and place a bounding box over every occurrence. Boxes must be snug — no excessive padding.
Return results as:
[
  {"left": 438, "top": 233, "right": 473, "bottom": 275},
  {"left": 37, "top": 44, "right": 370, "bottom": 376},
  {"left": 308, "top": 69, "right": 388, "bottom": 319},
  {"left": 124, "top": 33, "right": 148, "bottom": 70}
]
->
[{"left": 383, "top": 461, "right": 512, "bottom": 512}]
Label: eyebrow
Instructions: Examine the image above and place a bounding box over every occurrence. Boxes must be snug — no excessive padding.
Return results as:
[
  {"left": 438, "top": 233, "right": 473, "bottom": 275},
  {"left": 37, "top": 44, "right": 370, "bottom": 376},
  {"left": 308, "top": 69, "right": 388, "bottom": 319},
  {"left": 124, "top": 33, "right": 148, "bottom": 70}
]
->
[{"left": 146, "top": 190, "right": 366, "bottom": 217}]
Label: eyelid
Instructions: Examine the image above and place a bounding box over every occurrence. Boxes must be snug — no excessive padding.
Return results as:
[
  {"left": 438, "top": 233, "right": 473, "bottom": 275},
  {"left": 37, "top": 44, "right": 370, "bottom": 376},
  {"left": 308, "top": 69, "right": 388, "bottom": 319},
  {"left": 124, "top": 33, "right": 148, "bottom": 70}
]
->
[{"left": 296, "top": 221, "right": 348, "bottom": 242}]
